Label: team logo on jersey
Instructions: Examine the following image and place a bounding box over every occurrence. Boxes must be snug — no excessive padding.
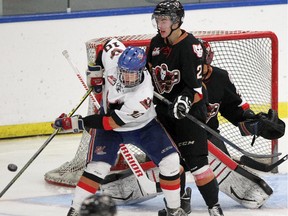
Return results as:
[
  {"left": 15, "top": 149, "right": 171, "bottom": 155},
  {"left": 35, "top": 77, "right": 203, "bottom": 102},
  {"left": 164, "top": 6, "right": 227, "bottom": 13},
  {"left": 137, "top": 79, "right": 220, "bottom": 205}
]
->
[
  {"left": 152, "top": 63, "right": 180, "bottom": 93},
  {"left": 206, "top": 102, "right": 220, "bottom": 123},
  {"left": 128, "top": 111, "right": 144, "bottom": 118},
  {"left": 107, "top": 75, "right": 117, "bottom": 86},
  {"left": 151, "top": 47, "right": 160, "bottom": 56},
  {"left": 140, "top": 97, "right": 152, "bottom": 109},
  {"left": 192, "top": 43, "right": 203, "bottom": 58}
]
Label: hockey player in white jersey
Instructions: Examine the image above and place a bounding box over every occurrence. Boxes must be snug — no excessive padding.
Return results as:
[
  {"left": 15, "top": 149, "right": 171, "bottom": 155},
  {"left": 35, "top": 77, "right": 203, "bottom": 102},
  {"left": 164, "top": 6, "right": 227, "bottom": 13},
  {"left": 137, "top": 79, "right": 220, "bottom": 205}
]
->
[{"left": 52, "top": 39, "right": 187, "bottom": 216}]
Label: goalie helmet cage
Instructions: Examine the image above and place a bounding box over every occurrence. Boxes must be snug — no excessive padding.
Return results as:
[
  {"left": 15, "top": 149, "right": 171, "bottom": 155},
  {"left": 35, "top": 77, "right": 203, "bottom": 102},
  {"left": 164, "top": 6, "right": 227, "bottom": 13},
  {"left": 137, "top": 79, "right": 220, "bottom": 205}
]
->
[{"left": 44, "top": 30, "right": 279, "bottom": 187}]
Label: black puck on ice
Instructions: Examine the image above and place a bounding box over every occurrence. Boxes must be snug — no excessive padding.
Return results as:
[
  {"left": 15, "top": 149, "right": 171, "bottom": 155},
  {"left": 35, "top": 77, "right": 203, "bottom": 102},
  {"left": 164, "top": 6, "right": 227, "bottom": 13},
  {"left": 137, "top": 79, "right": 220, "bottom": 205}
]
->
[{"left": 8, "top": 164, "right": 18, "bottom": 172}]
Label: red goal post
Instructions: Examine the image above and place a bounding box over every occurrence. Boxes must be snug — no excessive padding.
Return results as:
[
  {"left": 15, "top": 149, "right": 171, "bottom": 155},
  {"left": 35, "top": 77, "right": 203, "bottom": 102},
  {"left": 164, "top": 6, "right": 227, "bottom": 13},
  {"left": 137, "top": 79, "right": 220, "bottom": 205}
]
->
[{"left": 86, "top": 30, "right": 279, "bottom": 163}]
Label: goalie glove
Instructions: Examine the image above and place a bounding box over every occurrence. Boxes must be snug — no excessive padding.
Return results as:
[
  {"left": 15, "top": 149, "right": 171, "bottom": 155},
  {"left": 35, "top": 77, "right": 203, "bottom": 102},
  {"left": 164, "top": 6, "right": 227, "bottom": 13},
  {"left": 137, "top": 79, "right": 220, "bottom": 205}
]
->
[
  {"left": 242, "top": 108, "right": 256, "bottom": 120},
  {"left": 169, "top": 95, "right": 192, "bottom": 119},
  {"left": 238, "top": 109, "right": 285, "bottom": 140},
  {"left": 86, "top": 65, "right": 104, "bottom": 93},
  {"left": 52, "top": 113, "right": 84, "bottom": 133}
]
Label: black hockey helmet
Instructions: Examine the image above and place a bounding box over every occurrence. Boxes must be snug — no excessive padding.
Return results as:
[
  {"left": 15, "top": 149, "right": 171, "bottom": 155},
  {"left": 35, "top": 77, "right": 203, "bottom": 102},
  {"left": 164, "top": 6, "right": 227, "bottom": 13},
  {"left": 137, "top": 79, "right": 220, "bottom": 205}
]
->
[
  {"left": 79, "top": 194, "right": 117, "bottom": 216},
  {"left": 152, "top": 0, "right": 185, "bottom": 27}
]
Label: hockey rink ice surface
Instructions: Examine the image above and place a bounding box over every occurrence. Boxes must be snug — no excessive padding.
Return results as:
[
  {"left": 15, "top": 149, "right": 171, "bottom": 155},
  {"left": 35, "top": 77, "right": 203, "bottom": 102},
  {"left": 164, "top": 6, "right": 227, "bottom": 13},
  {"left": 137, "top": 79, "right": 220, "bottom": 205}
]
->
[{"left": 0, "top": 120, "right": 287, "bottom": 216}]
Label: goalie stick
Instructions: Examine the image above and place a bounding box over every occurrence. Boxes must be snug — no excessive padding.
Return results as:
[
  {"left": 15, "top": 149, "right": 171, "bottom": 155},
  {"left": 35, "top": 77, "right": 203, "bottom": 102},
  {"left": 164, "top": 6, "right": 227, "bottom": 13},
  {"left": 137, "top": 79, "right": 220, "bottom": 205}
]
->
[
  {"left": 153, "top": 91, "right": 281, "bottom": 159},
  {"left": 240, "top": 154, "right": 288, "bottom": 172},
  {"left": 0, "top": 88, "right": 93, "bottom": 198}
]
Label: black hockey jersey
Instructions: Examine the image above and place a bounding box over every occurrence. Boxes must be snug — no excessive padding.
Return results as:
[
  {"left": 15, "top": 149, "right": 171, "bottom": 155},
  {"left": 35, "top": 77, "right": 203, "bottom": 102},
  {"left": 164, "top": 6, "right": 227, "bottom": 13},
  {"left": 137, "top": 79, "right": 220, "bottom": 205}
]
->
[
  {"left": 147, "top": 30, "right": 204, "bottom": 104},
  {"left": 204, "top": 66, "right": 250, "bottom": 132}
]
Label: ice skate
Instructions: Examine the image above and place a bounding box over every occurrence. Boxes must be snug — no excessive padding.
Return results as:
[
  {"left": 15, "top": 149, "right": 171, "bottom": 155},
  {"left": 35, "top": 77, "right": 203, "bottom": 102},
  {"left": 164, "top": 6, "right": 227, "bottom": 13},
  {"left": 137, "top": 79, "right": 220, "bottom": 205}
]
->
[
  {"left": 67, "top": 207, "right": 79, "bottom": 216},
  {"left": 158, "top": 187, "right": 191, "bottom": 216},
  {"left": 166, "top": 207, "right": 187, "bottom": 216},
  {"left": 208, "top": 204, "right": 224, "bottom": 216}
]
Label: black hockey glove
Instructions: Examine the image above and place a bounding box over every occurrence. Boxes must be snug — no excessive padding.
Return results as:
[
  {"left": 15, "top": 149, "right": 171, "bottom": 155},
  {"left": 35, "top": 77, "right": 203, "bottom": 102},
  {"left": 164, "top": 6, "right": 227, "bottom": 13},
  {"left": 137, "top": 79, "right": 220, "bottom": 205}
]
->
[
  {"left": 242, "top": 108, "right": 256, "bottom": 120},
  {"left": 238, "top": 109, "right": 285, "bottom": 140},
  {"left": 169, "top": 96, "right": 192, "bottom": 119}
]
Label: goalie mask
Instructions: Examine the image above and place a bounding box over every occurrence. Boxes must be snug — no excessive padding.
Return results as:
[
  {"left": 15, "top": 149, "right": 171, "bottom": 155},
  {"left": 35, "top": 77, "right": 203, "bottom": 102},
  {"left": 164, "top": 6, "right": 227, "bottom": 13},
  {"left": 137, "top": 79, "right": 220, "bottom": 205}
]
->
[
  {"left": 198, "top": 38, "right": 214, "bottom": 65},
  {"left": 117, "top": 46, "right": 146, "bottom": 88},
  {"left": 152, "top": 0, "right": 184, "bottom": 29},
  {"left": 79, "top": 194, "right": 117, "bottom": 216}
]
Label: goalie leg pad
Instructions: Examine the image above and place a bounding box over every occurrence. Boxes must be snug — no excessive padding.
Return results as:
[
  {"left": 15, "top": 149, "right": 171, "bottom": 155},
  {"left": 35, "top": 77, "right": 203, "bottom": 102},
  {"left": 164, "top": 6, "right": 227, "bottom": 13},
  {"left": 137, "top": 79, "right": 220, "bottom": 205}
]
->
[
  {"left": 208, "top": 153, "right": 273, "bottom": 209},
  {"left": 100, "top": 170, "right": 157, "bottom": 205}
]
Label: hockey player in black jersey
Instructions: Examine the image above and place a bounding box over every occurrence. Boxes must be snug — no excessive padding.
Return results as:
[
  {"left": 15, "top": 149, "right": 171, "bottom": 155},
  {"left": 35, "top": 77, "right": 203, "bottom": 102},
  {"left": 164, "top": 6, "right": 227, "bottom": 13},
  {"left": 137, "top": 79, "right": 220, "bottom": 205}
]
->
[
  {"left": 200, "top": 38, "right": 285, "bottom": 156},
  {"left": 201, "top": 38, "right": 255, "bottom": 156},
  {"left": 147, "top": 1, "right": 224, "bottom": 216}
]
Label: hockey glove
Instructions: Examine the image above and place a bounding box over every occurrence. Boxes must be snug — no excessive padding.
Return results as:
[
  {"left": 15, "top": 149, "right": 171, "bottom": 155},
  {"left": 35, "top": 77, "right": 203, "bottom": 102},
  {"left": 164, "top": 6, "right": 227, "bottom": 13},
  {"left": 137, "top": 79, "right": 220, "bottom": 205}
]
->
[
  {"left": 52, "top": 113, "right": 84, "bottom": 133},
  {"left": 238, "top": 109, "right": 285, "bottom": 140},
  {"left": 242, "top": 108, "right": 256, "bottom": 120},
  {"left": 169, "top": 96, "right": 192, "bottom": 119},
  {"left": 86, "top": 65, "right": 104, "bottom": 93}
]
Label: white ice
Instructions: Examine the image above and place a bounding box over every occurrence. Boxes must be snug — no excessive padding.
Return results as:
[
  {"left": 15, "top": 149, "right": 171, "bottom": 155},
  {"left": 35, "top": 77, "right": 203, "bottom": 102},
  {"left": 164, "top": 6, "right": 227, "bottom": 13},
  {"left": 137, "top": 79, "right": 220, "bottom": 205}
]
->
[{"left": 0, "top": 119, "right": 287, "bottom": 216}]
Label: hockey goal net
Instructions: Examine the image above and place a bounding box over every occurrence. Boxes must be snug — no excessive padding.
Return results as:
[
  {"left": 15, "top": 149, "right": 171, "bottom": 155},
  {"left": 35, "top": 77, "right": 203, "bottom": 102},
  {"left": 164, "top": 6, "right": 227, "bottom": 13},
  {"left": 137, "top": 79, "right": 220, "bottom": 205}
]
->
[{"left": 44, "top": 30, "right": 278, "bottom": 187}]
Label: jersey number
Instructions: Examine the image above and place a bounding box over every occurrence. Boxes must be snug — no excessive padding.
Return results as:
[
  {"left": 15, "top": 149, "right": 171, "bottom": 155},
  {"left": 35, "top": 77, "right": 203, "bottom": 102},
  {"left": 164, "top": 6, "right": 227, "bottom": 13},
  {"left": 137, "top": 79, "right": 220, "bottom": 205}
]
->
[{"left": 197, "top": 65, "right": 203, "bottom": 80}]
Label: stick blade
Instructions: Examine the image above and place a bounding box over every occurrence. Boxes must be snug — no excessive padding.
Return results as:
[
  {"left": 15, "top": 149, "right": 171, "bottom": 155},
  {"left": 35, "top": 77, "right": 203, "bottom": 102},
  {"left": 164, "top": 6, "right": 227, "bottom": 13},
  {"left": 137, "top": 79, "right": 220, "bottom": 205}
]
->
[{"left": 240, "top": 155, "right": 268, "bottom": 172}]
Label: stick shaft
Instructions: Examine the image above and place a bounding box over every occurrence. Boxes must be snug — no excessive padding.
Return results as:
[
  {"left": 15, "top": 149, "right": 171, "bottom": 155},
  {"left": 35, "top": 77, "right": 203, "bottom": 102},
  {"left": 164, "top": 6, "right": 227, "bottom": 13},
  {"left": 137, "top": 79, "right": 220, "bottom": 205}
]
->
[
  {"left": 0, "top": 88, "right": 93, "bottom": 198},
  {"left": 153, "top": 91, "right": 281, "bottom": 158},
  {"left": 62, "top": 50, "right": 101, "bottom": 110}
]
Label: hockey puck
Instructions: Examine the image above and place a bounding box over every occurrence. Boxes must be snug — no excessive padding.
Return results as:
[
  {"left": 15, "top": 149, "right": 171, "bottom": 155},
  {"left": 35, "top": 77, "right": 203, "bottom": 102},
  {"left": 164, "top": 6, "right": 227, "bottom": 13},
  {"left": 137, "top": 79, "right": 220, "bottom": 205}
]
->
[{"left": 8, "top": 164, "right": 18, "bottom": 172}]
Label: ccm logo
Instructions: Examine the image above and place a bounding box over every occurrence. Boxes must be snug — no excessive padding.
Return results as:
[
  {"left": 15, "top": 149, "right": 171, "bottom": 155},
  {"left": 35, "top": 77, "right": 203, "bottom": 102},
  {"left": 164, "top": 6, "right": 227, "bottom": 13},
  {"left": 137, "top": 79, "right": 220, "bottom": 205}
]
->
[{"left": 120, "top": 145, "right": 144, "bottom": 177}]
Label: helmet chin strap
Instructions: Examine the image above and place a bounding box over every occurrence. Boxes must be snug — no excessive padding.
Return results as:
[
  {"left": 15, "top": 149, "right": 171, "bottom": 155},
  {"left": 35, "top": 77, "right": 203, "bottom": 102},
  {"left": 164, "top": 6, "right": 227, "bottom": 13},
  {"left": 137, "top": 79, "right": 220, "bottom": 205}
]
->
[{"left": 161, "top": 23, "right": 180, "bottom": 41}]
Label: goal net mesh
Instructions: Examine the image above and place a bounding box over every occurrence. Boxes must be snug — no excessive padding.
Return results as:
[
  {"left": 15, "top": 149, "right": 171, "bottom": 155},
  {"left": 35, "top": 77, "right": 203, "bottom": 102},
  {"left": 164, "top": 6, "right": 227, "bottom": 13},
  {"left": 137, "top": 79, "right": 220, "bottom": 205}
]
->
[{"left": 44, "top": 30, "right": 278, "bottom": 187}]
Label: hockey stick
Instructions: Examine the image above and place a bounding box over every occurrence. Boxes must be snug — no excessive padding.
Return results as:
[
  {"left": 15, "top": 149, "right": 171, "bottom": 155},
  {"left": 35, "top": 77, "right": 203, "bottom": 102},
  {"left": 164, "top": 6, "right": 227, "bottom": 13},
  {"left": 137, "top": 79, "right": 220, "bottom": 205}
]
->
[
  {"left": 240, "top": 154, "right": 288, "bottom": 172},
  {"left": 119, "top": 144, "right": 157, "bottom": 194},
  {"left": 0, "top": 88, "right": 93, "bottom": 198},
  {"left": 62, "top": 50, "right": 101, "bottom": 110},
  {"left": 153, "top": 91, "right": 281, "bottom": 159}
]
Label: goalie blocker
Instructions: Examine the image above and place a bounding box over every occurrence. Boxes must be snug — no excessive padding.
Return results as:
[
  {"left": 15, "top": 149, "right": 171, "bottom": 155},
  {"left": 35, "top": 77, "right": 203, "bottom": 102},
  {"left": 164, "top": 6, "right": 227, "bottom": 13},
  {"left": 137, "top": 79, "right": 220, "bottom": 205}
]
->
[{"left": 100, "top": 141, "right": 273, "bottom": 209}]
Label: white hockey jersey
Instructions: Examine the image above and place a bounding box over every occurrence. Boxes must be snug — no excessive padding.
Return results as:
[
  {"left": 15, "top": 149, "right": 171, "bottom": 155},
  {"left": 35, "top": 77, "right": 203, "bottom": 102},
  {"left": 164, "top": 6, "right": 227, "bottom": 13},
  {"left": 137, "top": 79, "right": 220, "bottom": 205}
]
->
[{"left": 101, "top": 38, "right": 156, "bottom": 132}]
